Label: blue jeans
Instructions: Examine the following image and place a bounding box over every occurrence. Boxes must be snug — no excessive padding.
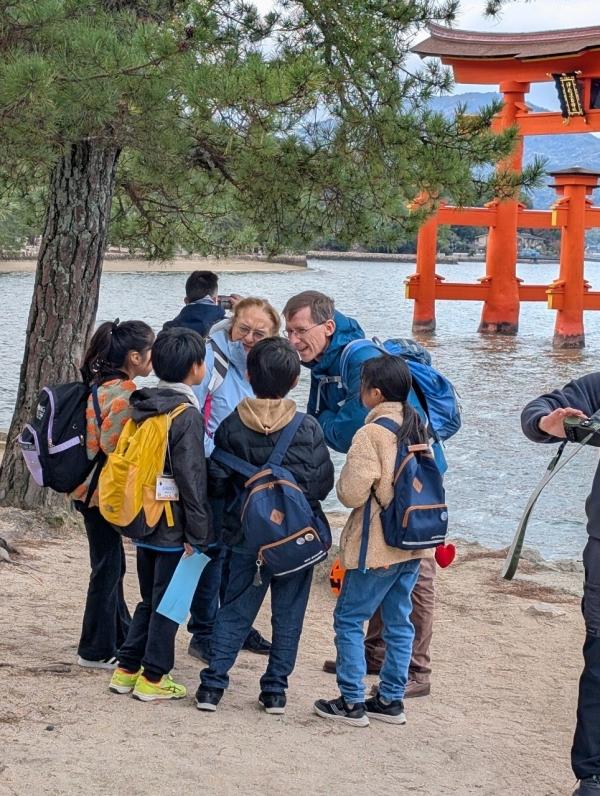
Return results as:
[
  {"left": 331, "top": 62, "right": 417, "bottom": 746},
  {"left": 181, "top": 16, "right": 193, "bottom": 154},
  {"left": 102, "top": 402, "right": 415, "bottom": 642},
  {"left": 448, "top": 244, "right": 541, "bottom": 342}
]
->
[
  {"left": 334, "top": 559, "right": 421, "bottom": 704},
  {"left": 200, "top": 551, "right": 313, "bottom": 694}
]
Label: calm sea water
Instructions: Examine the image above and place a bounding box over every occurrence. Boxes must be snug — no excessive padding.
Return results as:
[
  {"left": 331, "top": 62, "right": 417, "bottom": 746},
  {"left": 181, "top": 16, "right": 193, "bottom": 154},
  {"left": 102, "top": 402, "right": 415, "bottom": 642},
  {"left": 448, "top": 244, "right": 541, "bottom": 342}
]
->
[{"left": 2, "top": 258, "right": 600, "bottom": 559}]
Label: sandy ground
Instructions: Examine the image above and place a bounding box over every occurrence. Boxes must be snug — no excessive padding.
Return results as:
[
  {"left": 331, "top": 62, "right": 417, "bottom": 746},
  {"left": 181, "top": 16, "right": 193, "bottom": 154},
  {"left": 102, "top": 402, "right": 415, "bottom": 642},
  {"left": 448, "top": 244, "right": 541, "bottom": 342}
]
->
[
  {"left": 0, "top": 257, "right": 305, "bottom": 274},
  {"left": 0, "top": 507, "right": 587, "bottom": 796}
]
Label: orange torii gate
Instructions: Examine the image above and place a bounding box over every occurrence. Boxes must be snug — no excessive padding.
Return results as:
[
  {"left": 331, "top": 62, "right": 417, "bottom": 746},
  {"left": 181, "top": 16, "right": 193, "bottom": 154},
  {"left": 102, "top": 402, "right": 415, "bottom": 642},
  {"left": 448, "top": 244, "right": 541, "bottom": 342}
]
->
[{"left": 408, "top": 24, "right": 600, "bottom": 347}]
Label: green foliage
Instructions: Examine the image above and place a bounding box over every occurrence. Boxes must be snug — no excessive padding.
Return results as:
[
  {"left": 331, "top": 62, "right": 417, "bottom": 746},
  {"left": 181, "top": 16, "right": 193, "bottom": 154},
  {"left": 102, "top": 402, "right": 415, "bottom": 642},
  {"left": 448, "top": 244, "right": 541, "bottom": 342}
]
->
[{"left": 0, "top": 0, "right": 541, "bottom": 256}]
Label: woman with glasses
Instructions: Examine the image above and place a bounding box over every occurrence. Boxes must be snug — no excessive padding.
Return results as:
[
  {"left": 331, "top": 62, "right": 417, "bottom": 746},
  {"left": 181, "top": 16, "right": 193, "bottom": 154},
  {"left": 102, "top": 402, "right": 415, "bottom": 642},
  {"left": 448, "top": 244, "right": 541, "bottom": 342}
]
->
[{"left": 188, "top": 297, "right": 281, "bottom": 663}]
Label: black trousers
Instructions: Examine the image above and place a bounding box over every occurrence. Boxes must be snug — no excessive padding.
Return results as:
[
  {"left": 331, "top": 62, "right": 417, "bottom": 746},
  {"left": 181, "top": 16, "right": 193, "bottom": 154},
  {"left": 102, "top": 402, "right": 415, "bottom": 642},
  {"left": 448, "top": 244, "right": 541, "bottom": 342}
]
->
[
  {"left": 572, "top": 536, "right": 600, "bottom": 780},
  {"left": 77, "top": 505, "right": 131, "bottom": 660},
  {"left": 118, "top": 547, "right": 181, "bottom": 681}
]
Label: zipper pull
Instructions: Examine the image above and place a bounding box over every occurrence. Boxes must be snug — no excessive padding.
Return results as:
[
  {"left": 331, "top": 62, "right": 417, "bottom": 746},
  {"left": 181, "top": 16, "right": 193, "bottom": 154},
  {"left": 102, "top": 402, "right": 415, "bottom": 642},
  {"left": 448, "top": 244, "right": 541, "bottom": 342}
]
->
[{"left": 253, "top": 559, "right": 263, "bottom": 587}]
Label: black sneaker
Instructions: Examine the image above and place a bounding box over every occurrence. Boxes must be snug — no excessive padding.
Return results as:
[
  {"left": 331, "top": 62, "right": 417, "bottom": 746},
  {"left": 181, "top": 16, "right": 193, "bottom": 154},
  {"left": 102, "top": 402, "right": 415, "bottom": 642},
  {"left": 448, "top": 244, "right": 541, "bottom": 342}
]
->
[
  {"left": 242, "top": 628, "right": 271, "bottom": 655},
  {"left": 313, "top": 696, "right": 369, "bottom": 727},
  {"left": 258, "top": 692, "right": 286, "bottom": 715},
  {"left": 195, "top": 687, "right": 223, "bottom": 712},
  {"left": 573, "top": 776, "right": 600, "bottom": 796},
  {"left": 365, "top": 692, "right": 406, "bottom": 725},
  {"left": 188, "top": 639, "right": 211, "bottom": 664}
]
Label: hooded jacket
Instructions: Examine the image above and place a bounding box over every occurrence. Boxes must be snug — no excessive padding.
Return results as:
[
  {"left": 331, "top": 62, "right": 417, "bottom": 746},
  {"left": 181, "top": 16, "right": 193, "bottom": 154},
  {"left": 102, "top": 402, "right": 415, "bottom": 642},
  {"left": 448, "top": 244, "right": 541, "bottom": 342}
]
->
[
  {"left": 521, "top": 372, "right": 600, "bottom": 541},
  {"left": 193, "top": 319, "right": 253, "bottom": 455},
  {"left": 163, "top": 297, "right": 225, "bottom": 338},
  {"left": 304, "top": 310, "right": 373, "bottom": 454},
  {"left": 128, "top": 387, "right": 213, "bottom": 549},
  {"left": 208, "top": 397, "right": 335, "bottom": 548},
  {"left": 337, "top": 402, "right": 434, "bottom": 569}
]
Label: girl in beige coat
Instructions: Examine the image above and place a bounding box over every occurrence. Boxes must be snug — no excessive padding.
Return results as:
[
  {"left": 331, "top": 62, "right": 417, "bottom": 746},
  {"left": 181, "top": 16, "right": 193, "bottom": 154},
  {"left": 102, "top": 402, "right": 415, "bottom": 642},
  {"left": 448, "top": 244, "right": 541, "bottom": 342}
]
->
[{"left": 314, "top": 355, "right": 432, "bottom": 728}]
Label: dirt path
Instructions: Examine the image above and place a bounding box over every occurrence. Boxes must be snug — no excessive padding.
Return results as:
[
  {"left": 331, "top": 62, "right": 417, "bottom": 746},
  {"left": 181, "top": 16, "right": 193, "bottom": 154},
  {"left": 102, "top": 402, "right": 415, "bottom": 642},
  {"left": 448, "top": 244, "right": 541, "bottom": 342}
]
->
[{"left": 0, "top": 509, "right": 585, "bottom": 795}]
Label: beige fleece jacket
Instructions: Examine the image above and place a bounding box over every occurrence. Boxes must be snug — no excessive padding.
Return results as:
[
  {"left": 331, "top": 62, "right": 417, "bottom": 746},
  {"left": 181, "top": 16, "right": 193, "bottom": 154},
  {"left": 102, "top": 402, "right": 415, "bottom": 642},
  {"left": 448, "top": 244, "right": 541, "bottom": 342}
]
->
[{"left": 337, "top": 402, "right": 434, "bottom": 570}]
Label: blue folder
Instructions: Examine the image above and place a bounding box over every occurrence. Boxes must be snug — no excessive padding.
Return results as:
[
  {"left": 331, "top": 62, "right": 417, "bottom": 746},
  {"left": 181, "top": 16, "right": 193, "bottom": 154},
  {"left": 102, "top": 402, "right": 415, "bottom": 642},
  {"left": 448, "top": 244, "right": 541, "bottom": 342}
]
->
[{"left": 157, "top": 551, "right": 210, "bottom": 625}]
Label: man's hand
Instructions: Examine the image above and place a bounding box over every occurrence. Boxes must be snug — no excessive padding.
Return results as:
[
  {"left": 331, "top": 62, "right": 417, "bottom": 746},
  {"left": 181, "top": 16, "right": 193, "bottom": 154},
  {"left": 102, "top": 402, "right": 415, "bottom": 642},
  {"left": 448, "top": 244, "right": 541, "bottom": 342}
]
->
[{"left": 538, "top": 407, "right": 588, "bottom": 438}]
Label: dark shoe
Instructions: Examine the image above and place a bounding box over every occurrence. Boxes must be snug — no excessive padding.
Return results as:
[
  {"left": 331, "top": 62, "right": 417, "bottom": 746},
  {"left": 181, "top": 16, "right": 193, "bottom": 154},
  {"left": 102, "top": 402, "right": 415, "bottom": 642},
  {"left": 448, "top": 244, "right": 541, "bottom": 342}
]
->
[
  {"left": 574, "top": 776, "right": 600, "bottom": 795},
  {"left": 365, "top": 692, "right": 406, "bottom": 725},
  {"left": 323, "top": 659, "right": 381, "bottom": 676},
  {"left": 242, "top": 628, "right": 271, "bottom": 655},
  {"left": 195, "top": 686, "right": 223, "bottom": 712},
  {"left": 313, "top": 696, "right": 369, "bottom": 727},
  {"left": 258, "top": 691, "right": 286, "bottom": 715},
  {"left": 188, "top": 639, "right": 211, "bottom": 664}
]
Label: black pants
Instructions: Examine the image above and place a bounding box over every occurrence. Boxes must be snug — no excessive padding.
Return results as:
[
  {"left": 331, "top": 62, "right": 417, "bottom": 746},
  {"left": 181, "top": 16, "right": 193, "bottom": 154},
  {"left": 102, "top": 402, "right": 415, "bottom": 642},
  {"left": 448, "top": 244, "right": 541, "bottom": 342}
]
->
[
  {"left": 118, "top": 547, "right": 181, "bottom": 681},
  {"left": 77, "top": 505, "right": 131, "bottom": 660},
  {"left": 572, "top": 536, "right": 600, "bottom": 780}
]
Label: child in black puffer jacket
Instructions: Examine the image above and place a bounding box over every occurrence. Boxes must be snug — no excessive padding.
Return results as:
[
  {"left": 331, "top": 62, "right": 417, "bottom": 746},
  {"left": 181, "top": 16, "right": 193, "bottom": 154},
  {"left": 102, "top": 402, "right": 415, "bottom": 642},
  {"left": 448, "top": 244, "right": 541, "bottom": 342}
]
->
[{"left": 196, "top": 337, "right": 334, "bottom": 715}]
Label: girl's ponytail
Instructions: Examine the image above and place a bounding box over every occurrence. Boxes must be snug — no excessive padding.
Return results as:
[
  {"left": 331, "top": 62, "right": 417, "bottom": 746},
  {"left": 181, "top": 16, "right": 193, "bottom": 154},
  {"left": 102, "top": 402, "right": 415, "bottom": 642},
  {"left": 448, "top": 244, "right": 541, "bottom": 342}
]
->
[{"left": 81, "top": 319, "right": 154, "bottom": 384}]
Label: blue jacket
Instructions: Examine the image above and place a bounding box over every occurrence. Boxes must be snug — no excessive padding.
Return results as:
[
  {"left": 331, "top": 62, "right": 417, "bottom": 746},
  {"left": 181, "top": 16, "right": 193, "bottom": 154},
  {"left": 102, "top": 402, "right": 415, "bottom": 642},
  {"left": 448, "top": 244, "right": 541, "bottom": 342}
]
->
[
  {"left": 304, "top": 311, "right": 372, "bottom": 454},
  {"left": 193, "top": 319, "right": 253, "bottom": 455},
  {"left": 163, "top": 297, "right": 225, "bottom": 338}
]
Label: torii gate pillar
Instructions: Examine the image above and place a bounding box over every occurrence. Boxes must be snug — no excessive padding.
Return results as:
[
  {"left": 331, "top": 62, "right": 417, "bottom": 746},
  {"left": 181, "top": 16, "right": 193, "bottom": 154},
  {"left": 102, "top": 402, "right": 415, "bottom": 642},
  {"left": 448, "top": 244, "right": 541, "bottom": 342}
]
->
[{"left": 478, "top": 82, "right": 528, "bottom": 335}]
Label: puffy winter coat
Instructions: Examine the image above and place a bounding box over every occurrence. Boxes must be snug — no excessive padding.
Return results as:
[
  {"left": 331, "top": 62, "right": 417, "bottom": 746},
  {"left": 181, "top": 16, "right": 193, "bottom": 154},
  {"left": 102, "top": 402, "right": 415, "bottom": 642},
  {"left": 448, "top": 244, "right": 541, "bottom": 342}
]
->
[
  {"left": 193, "top": 319, "right": 254, "bottom": 454},
  {"left": 209, "top": 397, "right": 335, "bottom": 548},
  {"left": 163, "top": 297, "right": 225, "bottom": 338},
  {"left": 127, "top": 387, "right": 213, "bottom": 550},
  {"left": 337, "top": 402, "right": 433, "bottom": 570},
  {"left": 304, "top": 310, "right": 374, "bottom": 454}
]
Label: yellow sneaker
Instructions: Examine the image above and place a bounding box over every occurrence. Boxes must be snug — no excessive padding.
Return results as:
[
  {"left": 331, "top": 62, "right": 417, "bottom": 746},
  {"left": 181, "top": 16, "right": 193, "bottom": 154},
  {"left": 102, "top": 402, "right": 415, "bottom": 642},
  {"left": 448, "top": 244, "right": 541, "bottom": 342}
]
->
[
  {"left": 132, "top": 673, "right": 187, "bottom": 702},
  {"left": 109, "top": 667, "right": 141, "bottom": 694}
]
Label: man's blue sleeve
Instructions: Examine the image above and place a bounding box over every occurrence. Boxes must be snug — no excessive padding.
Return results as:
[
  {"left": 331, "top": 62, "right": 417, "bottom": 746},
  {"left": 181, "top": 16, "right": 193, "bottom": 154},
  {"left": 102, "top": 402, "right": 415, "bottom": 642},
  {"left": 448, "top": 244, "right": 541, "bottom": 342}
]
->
[{"left": 317, "top": 347, "right": 372, "bottom": 454}]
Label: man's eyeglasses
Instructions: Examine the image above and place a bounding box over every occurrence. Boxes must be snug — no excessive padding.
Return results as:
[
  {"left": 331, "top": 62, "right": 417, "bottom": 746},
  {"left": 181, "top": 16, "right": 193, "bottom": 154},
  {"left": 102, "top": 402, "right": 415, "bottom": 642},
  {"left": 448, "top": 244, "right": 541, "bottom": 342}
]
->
[
  {"left": 234, "top": 322, "right": 268, "bottom": 341},
  {"left": 283, "top": 321, "right": 329, "bottom": 340}
]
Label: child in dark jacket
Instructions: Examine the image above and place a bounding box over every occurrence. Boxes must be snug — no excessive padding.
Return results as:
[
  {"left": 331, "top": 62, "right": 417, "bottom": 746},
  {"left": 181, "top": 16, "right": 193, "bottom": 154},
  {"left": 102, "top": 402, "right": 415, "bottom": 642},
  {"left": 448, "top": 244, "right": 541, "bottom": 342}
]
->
[
  {"left": 163, "top": 270, "right": 226, "bottom": 337},
  {"left": 196, "top": 337, "right": 334, "bottom": 715},
  {"left": 108, "top": 328, "right": 213, "bottom": 702}
]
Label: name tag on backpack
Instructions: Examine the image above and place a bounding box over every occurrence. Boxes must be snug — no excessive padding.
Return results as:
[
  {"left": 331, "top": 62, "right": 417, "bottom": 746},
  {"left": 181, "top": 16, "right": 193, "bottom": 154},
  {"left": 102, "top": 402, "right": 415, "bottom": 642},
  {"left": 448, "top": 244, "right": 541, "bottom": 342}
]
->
[{"left": 156, "top": 476, "right": 179, "bottom": 501}]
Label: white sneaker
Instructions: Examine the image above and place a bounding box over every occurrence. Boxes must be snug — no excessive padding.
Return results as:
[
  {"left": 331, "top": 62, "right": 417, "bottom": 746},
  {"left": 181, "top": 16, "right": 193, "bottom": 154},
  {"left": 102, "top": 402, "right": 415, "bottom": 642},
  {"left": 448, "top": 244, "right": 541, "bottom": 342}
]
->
[{"left": 77, "top": 655, "right": 118, "bottom": 670}]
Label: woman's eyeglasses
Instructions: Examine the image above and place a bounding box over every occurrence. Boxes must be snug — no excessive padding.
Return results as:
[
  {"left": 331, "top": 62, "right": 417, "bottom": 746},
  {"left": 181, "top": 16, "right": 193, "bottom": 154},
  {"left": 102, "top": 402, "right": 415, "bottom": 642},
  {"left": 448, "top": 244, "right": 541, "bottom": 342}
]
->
[{"left": 234, "top": 322, "right": 268, "bottom": 341}]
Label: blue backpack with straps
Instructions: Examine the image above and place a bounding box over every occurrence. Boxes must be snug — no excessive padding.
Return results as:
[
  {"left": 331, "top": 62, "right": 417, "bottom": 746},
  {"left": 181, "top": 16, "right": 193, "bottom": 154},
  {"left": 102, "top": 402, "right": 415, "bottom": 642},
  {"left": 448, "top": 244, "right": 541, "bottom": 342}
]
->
[
  {"left": 211, "top": 412, "right": 331, "bottom": 583},
  {"left": 339, "top": 337, "right": 462, "bottom": 444},
  {"left": 359, "top": 417, "right": 448, "bottom": 571}
]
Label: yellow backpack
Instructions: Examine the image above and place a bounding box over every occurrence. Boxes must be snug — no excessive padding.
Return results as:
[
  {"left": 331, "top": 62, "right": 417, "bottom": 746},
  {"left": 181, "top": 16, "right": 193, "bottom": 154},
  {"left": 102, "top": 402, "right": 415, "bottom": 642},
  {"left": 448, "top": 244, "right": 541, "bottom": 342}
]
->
[{"left": 98, "top": 404, "right": 189, "bottom": 538}]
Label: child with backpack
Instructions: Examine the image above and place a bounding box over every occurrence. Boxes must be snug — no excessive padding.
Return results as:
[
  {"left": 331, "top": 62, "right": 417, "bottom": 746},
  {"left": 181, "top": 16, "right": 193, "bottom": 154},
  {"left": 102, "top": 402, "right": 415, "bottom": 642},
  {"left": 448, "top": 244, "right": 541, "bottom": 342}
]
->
[
  {"left": 195, "top": 337, "right": 334, "bottom": 715},
  {"left": 314, "top": 355, "right": 440, "bottom": 727},
  {"left": 71, "top": 319, "right": 155, "bottom": 669},
  {"left": 107, "top": 327, "right": 213, "bottom": 701}
]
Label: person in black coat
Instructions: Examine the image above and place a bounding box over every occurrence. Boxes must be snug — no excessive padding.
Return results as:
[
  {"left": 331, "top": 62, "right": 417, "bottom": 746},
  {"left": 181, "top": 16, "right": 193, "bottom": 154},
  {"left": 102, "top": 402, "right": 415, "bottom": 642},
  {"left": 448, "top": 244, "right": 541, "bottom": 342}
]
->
[
  {"left": 163, "top": 270, "right": 226, "bottom": 337},
  {"left": 110, "top": 328, "right": 213, "bottom": 703},
  {"left": 196, "top": 337, "right": 334, "bottom": 715},
  {"left": 522, "top": 373, "right": 600, "bottom": 796}
]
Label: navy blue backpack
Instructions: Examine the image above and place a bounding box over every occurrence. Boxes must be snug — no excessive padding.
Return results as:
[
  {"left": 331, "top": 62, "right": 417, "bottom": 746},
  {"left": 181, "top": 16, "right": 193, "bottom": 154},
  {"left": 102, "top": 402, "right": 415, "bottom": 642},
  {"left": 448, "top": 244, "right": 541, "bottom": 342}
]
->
[
  {"left": 212, "top": 413, "right": 331, "bottom": 582},
  {"left": 359, "top": 417, "right": 448, "bottom": 571}
]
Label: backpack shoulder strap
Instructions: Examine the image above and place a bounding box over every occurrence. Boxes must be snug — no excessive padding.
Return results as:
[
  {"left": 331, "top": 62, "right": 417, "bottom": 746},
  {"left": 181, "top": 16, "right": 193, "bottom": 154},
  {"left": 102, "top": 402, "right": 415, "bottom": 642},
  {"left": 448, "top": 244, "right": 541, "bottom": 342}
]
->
[
  {"left": 206, "top": 337, "right": 230, "bottom": 394},
  {"left": 90, "top": 383, "right": 102, "bottom": 428},
  {"left": 268, "top": 412, "right": 305, "bottom": 467},
  {"left": 373, "top": 417, "right": 402, "bottom": 436},
  {"left": 211, "top": 448, "right": 259, "bottom": 480}
]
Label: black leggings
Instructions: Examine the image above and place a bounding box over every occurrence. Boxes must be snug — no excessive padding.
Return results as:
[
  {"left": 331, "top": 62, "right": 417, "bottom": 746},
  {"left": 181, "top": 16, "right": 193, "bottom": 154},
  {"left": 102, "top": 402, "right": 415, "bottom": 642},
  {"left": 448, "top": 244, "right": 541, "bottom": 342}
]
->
[{"left": 76, "top": 504, "right": 131, "bottom": 660}]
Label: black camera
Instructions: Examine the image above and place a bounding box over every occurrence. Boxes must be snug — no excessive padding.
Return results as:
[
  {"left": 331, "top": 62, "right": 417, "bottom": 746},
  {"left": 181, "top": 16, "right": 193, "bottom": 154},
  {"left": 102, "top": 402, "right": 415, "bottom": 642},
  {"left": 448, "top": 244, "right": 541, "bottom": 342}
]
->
[{"left": 564, "top": 415, "right": 600, "bottom": 446}]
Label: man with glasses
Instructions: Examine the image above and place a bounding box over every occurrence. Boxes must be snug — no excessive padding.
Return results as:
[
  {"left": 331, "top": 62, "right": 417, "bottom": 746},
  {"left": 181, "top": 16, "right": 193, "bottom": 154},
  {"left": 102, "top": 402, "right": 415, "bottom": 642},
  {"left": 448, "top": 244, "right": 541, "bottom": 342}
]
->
[{"left": 282, "top": 291, "right": 435, "bottom": 699}]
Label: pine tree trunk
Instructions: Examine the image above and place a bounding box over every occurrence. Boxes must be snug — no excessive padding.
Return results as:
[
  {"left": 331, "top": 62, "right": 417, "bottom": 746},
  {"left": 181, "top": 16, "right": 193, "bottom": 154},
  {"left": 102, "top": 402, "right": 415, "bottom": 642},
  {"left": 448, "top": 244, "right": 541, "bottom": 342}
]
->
[{"left": 0, "top": 141, "right": 120, "bottom": 508}]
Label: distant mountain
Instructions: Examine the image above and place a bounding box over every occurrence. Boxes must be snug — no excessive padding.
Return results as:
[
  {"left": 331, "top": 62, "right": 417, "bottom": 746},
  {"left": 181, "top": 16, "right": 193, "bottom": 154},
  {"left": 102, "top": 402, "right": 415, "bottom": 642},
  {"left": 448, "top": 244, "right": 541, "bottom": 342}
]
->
[{"left": 430, "top": 92, "right": 600, "bottom": 208}]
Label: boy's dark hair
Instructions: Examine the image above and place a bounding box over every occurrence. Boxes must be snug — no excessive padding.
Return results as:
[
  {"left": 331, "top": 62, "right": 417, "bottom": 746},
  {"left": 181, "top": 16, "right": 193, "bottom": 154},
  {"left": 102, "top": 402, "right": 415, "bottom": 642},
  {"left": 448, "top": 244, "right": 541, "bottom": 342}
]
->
[
  {"left": 81, "top": 319, "right": 154, "bottom": 384},
  {"left": 247, "top": 338, "right": 300, "bottom": 399},
  {"left": 152, "top": 327, "right": 206, "bottom": 383},
  {"left": 185, "top": 270, "right": 219, "bottom": 302},
  {"left": 361, "top": 354, "right": 427, "bottom": 445}
]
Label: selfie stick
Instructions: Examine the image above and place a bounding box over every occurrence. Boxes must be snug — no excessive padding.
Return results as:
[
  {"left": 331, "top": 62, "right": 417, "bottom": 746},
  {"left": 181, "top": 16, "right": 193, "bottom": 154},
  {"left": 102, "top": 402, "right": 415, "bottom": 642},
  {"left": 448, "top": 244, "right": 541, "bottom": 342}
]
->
[{"left": 502, "top": 411, "right": 600, "bottom": 580}]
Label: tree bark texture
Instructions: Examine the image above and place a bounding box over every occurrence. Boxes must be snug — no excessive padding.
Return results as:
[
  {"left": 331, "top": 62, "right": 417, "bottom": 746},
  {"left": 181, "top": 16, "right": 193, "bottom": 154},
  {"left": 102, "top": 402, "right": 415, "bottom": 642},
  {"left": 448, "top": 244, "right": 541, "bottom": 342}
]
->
[{"left": 0, "top": 141, "right": 120, "bottom": 508}]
